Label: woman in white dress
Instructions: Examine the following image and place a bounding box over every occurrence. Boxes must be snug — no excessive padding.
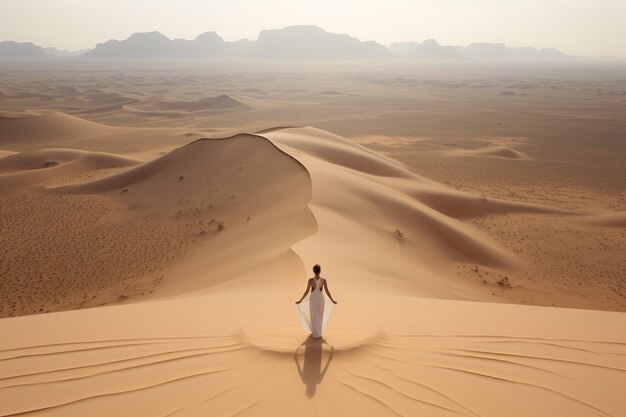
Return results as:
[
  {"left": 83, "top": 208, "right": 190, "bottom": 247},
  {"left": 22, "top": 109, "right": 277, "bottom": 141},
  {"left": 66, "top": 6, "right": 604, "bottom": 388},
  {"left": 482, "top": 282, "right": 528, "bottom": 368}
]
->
[{"left": 295, "top": 264, "right": 337, "bottom": 339}]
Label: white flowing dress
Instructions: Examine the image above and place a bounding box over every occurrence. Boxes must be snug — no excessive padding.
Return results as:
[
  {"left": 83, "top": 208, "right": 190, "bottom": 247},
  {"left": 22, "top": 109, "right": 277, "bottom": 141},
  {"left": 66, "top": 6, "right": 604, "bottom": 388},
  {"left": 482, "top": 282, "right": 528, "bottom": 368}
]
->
[{"left": 296, "top": 277, "right": 335, "bottom": 338}]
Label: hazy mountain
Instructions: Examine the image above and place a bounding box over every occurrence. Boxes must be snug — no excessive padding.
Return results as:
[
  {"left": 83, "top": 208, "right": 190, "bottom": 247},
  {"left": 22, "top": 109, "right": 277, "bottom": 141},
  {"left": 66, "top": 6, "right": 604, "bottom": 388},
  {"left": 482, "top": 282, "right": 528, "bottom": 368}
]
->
[
  {"left": 454, "top": 43, "right": 572, "bottom": 59},
  {"left": 0, "top": 41, "right": 49, "bottom": 57},
  {"left": 83, "top": 31, "right": 231, "bottom": 58},
  {"left": 225, "top": 39, "right": 255, "bottom": 57},
  {"left": 407, "top": 39, "right": 464, "bottom": 59},
  {"left": 508, "top": 46, "right": 571, "bottom": 59},
  {"left": 390, "top": 40, "right": 570, "bottom": 60},
  {"left": 187, "top": 31, "right": 226, "bottom": 56},
  {"left": 388, "top": 42, "right": 421, "bottom": 56},
  {"left": 43, "top": 47, "right": 90, "bottom": 57},
  {"left": 84, "top": 32, "right": 170, "bottom": 57},
  {"left": 455, "top": 43, "right": 513, "bottom": 59},
  {"left": 252, "top": 25, "right": 388, "bottom": 59}
]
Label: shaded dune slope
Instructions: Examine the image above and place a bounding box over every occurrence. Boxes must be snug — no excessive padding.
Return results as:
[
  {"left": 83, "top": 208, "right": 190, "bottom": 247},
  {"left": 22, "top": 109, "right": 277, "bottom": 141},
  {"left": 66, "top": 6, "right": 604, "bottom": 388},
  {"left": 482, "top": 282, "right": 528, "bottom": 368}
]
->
[
  {"left": 263, "top": 127, "right": 572, "bottom": 299},
  {"left": 151, "top": 94, "right": 249, "bottom": 111},
  {"left": 0, "top": 111, "right": 115, "bottom": 145},
  {"left": 0, "top": 149, "right": 139, "bottom": 193},
  {"left": 0, "top": 133, "right": 315, "bottom": 316},
  {"left": 577, "top": 211, "right": 626, "bottom": 228},
  {"left": 122, "top": 95, "right": 251, "bottom": 118},
  {"left": 64, "top": 133, "right": 318, "bottom": 297},
  {"left": 453, "top": 145, "right": 529, "bottom": 160}
]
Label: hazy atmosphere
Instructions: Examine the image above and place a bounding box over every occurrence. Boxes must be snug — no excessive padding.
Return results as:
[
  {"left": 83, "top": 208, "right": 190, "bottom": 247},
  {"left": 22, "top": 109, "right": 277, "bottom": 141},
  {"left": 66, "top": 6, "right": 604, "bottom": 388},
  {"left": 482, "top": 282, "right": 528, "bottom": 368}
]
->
[{"left": 1, "top": 0, "right": 625, "bottom": 56}]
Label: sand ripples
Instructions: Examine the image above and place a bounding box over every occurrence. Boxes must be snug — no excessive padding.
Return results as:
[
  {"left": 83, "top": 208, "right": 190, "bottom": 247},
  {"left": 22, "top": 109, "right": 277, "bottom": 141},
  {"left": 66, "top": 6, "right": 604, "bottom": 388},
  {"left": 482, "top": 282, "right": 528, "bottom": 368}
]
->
[{"left": 1, "top": 331, "right": 623, "bottom": 416}]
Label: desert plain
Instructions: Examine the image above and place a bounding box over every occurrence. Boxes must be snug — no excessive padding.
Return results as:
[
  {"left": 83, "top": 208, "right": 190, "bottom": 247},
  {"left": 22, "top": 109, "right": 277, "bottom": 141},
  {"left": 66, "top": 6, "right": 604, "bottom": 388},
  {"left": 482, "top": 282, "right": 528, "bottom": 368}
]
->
[{"left": 0, "top": 58, "right": 625, "bottom": 416}]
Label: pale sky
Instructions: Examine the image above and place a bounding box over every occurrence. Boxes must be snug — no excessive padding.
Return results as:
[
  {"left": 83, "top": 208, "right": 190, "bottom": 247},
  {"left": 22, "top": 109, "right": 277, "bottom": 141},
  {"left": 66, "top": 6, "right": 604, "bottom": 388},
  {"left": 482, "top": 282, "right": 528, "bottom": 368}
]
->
[{"left": 1, "top": 0, "right": 625, "bottom": 56}]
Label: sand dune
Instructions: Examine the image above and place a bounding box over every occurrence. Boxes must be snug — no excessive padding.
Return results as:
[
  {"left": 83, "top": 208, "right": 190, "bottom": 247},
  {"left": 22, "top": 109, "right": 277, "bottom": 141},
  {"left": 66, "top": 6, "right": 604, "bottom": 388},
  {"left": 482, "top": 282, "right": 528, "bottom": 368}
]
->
[
  {"left": 455, "top": 145, "right": 528, "bottom": 160},
  {"left": 0, "top": 110, "right": 115, "bottom": 145},
  {"left": 0, "top": 148, "right": 139, "bottom": 193},
  {"left": 150, "top": 94, "right": 249, "bottom": 111},
  {"left": 264, "top": 128, "right": 528, "bottom": 299},
  {"left": 578, "top": 211, "right": 626, "bottom": 228},
  {"left": 0, "top": 132, "right": 314, "bottom": 316},
  {"left": 66, "top": 133, "right": 317, "bottom": 296},
  {"left": 405, "top": 186, "right": 568, "bottom": 218},
  {"left": 119, "top": 95, "right": 251, "bottom": 119},
  {"left": 0, "top": 148, "right": 138, "bottom": 173}
]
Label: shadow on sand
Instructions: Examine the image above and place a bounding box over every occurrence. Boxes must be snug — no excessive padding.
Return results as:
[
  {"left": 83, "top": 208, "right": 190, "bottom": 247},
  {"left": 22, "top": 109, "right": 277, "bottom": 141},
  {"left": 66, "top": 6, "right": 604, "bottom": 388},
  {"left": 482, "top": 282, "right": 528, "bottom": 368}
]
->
[{"left": 294, "top": 336, "right": 334, "bottom": 397}]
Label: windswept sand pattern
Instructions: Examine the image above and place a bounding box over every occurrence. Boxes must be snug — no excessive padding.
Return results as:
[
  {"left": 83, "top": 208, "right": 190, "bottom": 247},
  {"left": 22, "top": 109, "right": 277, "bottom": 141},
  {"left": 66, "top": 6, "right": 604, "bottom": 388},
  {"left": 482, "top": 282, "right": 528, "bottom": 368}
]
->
[
  {"left": 1, "top": 327, "right": 624, "bottom": 417},
  {"left": 0, "top": 333, "right": 258, "bottom": 417},
  {"left": 331, "top": 332, "right": 626, "bottom": 417}
]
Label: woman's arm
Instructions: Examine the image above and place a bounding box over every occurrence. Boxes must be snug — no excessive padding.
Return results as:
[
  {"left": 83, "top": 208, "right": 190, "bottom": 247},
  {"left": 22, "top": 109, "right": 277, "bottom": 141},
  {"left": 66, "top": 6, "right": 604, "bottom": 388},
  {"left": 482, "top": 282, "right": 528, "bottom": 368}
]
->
[
  {"left": 295, "top": 280, "right": 311, "bottom": 304},
  {"left": 323, "top": 281, "right": 337, "bottom": 304}
]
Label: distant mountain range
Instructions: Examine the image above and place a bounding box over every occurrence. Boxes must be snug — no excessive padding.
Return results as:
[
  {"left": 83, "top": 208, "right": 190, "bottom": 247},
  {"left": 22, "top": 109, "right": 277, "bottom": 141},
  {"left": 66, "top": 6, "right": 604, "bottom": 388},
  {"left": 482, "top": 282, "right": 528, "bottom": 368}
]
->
[
  {"left": 81, "top": 31, "right": 253, "bottom": 58},
  {"left": 388, "top": 39, "right": 571, "bottom": 60},
  {"left": 0, "top": 41, "right": 88, "bottom": 57},
  {"left": 251, "top": 25, "right": 387, "bottom": 59},
  {"left": 1, "top": 26, "right": 575, "bottom": 60}
]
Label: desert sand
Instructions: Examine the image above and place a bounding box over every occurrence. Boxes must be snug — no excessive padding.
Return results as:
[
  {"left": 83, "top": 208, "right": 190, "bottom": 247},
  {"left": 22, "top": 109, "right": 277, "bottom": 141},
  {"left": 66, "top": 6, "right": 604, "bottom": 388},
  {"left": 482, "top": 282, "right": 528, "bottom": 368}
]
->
[{"left": 0, "top": 59, "right": 625, "bottom": 416}]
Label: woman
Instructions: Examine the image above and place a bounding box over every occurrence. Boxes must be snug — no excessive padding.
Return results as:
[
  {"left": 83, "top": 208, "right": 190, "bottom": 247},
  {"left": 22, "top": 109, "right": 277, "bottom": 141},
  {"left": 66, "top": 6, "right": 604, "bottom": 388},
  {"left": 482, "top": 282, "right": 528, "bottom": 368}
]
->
[{"left": 295, "top": 264, "right": 337, "bottom": 339}]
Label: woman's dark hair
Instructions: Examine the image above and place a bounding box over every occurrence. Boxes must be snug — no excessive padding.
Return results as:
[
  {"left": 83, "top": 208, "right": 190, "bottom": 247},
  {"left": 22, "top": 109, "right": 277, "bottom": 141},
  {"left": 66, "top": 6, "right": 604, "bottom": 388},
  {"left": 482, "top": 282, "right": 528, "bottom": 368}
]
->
[{"left": 313, "top": 264, "right": 321, "bottom": 274}]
